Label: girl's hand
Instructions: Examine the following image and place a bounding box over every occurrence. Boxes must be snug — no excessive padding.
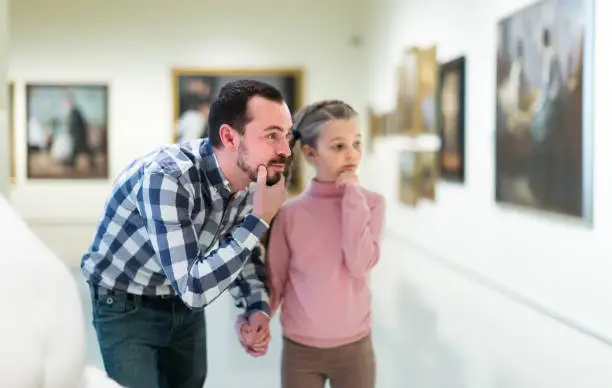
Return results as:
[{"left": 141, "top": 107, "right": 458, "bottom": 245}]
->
[{"left": 336, "top": 171, "right": 359, "bottom": 188}]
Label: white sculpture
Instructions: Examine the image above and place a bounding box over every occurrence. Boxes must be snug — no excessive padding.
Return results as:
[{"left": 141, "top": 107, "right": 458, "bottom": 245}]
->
[{"left": 0, "top": 195, "right": 123, "bottom": 388}]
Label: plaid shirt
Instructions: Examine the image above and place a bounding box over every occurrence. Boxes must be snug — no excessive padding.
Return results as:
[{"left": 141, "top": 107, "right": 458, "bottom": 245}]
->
[{"left": 81, "top": 139, "right": 270, "bottom": 315}]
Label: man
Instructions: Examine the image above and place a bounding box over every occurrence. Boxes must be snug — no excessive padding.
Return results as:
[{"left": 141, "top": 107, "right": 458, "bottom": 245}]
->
[{"left": 81, "top": 79, "right": 292, "bottom": 388}]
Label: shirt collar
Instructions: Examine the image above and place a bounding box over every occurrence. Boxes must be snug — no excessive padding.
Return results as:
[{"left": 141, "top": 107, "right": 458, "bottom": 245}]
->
[{"left": 201, "top": 140, "right": 232, "bottom": 198}]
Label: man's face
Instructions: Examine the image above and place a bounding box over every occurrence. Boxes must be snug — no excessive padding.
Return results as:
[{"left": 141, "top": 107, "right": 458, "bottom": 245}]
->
[{"left": 236, "top": 96, "right": 293, "bottom": 185}]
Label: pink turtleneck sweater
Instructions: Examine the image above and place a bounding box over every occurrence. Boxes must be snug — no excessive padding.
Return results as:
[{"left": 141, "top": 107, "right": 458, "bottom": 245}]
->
[{"left": 267, "top": 179, "right": 386, "bottom": 348}]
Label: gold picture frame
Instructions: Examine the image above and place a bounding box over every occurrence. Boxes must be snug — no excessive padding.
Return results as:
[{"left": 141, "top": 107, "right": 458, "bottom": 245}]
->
[
  {"left": 8, "top": 81, "right": 15, "bottom": 185},
  {"left": 171, "top": 67, "right": 306, "bottom": 195},
  {"left": 396, "top": 46, "right": 438, "bottom": 136}
]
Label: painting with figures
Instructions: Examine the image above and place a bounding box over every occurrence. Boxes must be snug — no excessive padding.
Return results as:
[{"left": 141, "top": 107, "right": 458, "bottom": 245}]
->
[
  {"left": 172, "top": 68, "right": 305, "bottom": 195},
  {"left": 495, "top": 0, "right": 592, "bottom": 221},
  {"left": 26, "top": 84, "right": 109, "bottom": 179},
  {"left": 438, "top": 56, "right": 466, "bottom": 183}
]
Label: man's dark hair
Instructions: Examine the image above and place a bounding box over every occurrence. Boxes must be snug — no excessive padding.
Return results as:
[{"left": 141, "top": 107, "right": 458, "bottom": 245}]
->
[{"left": 208, "top": 79, "right": 284, "bottom": 148}]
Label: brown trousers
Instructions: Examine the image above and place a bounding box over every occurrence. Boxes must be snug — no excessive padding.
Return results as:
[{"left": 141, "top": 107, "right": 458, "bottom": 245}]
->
[{"left": 281, "top": 334, "right": 376, "bottom": 388}]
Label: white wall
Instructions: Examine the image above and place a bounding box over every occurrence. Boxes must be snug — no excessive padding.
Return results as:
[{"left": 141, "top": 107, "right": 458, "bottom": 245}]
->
[
  {"left": 0, "top": 0, "right": 9, "bottom": 197},
  {"left": 362, "top": 0, "right": 612, "bottom": 345},
  {"left": 7, "top": 0, "right": 366, "bottom": 264}
]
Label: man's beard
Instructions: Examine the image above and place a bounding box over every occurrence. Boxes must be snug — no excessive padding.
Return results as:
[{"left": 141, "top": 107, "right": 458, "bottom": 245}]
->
[{"left": 236, "top": 142, "right": 287, "bottom": 186}]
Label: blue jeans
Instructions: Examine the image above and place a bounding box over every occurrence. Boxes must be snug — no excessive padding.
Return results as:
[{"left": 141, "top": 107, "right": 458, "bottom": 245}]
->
[{"left": 90, "top": 285, "right": 207, "bottom": 388}]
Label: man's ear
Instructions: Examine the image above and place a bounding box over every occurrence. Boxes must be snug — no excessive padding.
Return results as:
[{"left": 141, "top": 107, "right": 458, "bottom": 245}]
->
[{"left": 219, "top": 124, "right": 240, "bottom": 151}]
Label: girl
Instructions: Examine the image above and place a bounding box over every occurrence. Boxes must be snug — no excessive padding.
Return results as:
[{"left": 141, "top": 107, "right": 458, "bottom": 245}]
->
[{"left": 237, "top": 100, "right": 386, "bottom": 388}]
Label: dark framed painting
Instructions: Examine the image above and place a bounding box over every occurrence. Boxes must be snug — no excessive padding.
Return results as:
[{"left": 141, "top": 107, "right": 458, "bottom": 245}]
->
[
  {"left": 437, "top": 56, "right": 466, "bottom": 182},
  {"left": 495, "top": 0, "right": 594, "bottom": 222},
  {"left": 25, "top": 84, "right": 109, "bottom": 179},
  {"left": 171, "top": 68, "right": 306, "bottom": 195},
  {"left": 8, "top": 82, "right": 15, "bottom": 184}
]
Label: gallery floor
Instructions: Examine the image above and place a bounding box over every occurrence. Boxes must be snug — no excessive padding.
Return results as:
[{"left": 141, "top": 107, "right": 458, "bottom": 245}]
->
[{"left": 71, "top": 233, "right": 612, "bottom": 388}]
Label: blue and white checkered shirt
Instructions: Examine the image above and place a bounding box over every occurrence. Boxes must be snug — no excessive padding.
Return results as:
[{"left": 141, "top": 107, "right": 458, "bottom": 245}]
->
[{"left": 81, "top": 139, "right": 270, "bottom": 314}]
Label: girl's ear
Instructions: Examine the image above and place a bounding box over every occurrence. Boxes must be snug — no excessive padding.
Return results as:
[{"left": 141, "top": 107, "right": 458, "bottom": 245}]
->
[{"left": 302, "top": 144, "right": 317, "bottom": 161}]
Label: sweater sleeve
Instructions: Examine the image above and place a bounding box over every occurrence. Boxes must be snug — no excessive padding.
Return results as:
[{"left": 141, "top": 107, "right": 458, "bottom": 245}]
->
[
  {"left": 266, "top": 208, "right": 291, "bottom": 317},
  {"left": 341, "top": 185, "right": 386, "bottom": 278}
]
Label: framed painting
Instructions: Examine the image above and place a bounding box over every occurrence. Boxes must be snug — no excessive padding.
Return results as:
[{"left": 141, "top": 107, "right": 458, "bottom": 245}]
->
[
  {"left": 396, "top": 46, "right": 438, "bottom": 135},
  {"left": 366, "top": 106, "right": 382, "bottom": 152},
  {"left": 495, "top": 0, "right": 593, "bottom": 222},
  {"left": 8, "top": 82, "right": 15, "bottom": 184},
  {"left": 171, "top": 68, "right": 306, "bottom": 195},
  {"left": 25, "top": 84, "right": 109, "bottom": 179},
  {"left": 437, "top": 56, "right": 466, "bottom": 183},
  {"left": 398, "top": 149, "right": 437, "bottom": 206}
]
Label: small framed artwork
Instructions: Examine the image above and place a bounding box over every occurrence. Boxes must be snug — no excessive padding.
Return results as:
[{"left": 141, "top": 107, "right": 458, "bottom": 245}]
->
[
  {"left": 396, "top": 46, "right": 438, "bottom": 135},
  {"left": 366, "top": 107, "right": 382, "bottom": 152},
  {"left": 25, "top": 84, "right": 109, "bottom": 179},
  {"left": 171, "top": 67, "right": 306, "bottom": 195},
  {"left": 8, "top": 82, "right": 15, "bottom": 184},
  {"left": 437, "top": 56, "right": 466, "bottom": 182},
  {"left": 398, "top": 149, "right": 438, "bottom": 206}
]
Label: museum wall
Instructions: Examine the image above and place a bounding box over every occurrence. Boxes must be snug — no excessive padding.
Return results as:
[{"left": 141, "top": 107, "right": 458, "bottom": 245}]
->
[
  {"left": 6, "top": 0, "right": 366, "bottom": 261},
  {"left": 362, "top": 0, "right": 612, "bottom": 365},
  {"left": 0, "top": 0, "right": 8, "bottom": 197}
]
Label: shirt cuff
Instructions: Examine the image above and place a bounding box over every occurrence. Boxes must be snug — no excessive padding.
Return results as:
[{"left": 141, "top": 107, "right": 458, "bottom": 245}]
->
[
  {"left": 251, "top": 213, "right": 270, "bottom": 229},
  {"left": 246, "top": 300, "right": 271, "bottom": 317},
  {"left": 238, "top": 214, "right": 270, "bottom": 247}
]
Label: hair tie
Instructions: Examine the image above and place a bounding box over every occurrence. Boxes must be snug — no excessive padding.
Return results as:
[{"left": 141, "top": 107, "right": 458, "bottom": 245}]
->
[{"left": 291, "top": 129, "right": 301, "bottom": 141}]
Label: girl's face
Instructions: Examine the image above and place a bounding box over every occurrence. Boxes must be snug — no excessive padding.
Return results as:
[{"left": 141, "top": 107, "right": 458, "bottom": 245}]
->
[{"left": 303, "top": 118, "right": 362, "bottom": 181}]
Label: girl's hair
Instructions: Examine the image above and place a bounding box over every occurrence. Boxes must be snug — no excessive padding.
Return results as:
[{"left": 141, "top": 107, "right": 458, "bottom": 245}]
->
[
  {"left": 291, "top": 99, "right": 358, "bottom": 149},
  {"left": 261, "top": 99, "right": 358, "bottom": 299}
]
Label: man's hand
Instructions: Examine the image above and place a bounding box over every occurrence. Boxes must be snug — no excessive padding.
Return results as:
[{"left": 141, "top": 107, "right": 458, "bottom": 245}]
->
[
  {"left": 253, "top": 165, "right": 288, "bottom": 224},
  {"left": 336, "top": 171, "right": 359, "bottom": 188}
]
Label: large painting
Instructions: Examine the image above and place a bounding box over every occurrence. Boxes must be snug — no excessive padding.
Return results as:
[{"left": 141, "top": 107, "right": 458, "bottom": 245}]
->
[
  {"left": 438, "top": 56, "right": 466, "bottom": 182},
  {"left": 8, "top": 82, "right": 15, "bottom": 184},
  {"left": 396, "top": 46, "right": 438, "bottom": 135},
  {"left": 495, "top": 0, "right": 592, "bottom": 221},
  {"left": 172, "top": 68, "right": 305, "bottom": 195},
  {"left": 26, "top": 84, "right": 109, "bottom": 179}
]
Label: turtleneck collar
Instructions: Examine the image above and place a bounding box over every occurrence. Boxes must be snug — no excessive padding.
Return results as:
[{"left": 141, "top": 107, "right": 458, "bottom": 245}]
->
[{"left": 307, "top": 178, "right": 346, "bottom": 198}]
